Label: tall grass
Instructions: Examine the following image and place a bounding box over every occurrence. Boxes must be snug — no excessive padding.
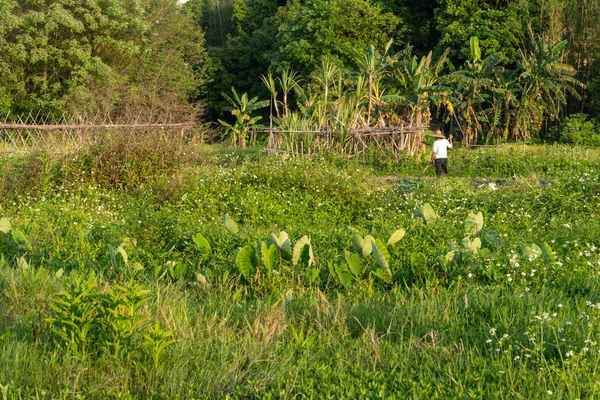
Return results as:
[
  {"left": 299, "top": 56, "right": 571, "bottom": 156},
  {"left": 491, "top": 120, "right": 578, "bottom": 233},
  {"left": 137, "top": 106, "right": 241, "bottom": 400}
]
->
[{"left": 0, "top": 143, "right": 600, "bottom": 397}]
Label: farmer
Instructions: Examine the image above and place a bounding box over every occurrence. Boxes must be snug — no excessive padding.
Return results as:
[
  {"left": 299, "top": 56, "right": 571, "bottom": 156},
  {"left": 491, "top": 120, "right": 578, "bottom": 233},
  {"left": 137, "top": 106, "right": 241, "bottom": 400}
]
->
[{"left": 429, "top": 130, "right": 453, "bottom": 177}]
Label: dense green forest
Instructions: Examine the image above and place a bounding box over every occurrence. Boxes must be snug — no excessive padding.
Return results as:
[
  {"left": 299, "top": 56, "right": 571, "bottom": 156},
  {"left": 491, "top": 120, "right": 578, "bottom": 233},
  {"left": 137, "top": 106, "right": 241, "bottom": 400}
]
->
[{"left": 1, "top": 0, "right": 599, "bottom": 143}]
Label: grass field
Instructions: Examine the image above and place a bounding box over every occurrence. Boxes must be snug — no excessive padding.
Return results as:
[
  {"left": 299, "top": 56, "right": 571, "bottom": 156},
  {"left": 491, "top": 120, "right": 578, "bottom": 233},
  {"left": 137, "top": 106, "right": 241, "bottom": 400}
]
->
[{"left": 1, "top": 143, "right": 599, "bottom": 398}]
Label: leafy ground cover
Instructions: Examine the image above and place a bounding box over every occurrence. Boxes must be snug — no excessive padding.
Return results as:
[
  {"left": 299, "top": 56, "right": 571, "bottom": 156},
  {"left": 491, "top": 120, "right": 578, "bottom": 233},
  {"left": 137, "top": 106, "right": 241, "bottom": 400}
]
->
[{"left": 1, "top": 143, "right": 600, "bottom": 398}]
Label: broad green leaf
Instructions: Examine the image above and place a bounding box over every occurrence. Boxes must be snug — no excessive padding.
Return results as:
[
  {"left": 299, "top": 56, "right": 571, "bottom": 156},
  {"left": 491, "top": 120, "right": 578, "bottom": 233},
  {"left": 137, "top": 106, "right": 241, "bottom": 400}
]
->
[
  {"left": 235, "top": 245, "right": 257, "bottom": 280},
  {"left": 293, "top": 235, "right": 313, "bottom": 266},
  {"left": 196, "top": 273, "right": 208, "bottom": 286},
  {"left": 352, "top": 234, "right": 364, "bottom": 255},
  {"left": 154, "top": 265, "right": 164, "bottom": 280},
  {"left": 55, "top": 268, "right": 64, "bottom": 279},
  {"left": 222, "top": 214, "right": 239, "bottom": 234},
  {"left": 353, "top": 234, "right": 373, "bottom": 257},
  {"left": 344, "top": 225, "right": 357, "bottom": 234},
  {"left": 521, "top": 243, "right": 542, "bottom": 261},
  {"left": 115, "top": 246, "right": 128, "bottom": 266},
  {"left": 374, "top": 239, "right": 391, "bottom": 265},
  {"left": 461, "top": 237, "right": 481, "bottom": 253},
  {"left": 415, "top": 203, "right": 437, "bottom": 224},
  {"left": 193, "top": 233, "right": 211, "bottom": 252},
  {"left": 335, "top": 263, "right": 354, "bottom": 287},
  {"left": 300, "top": 242, "right": 313, "bottom": 267},
  {"left": 374, "top": 268, "right": 392, "bottom": 284},
  {"left": 270, "top": 231, "right": 291, "bottom": 260},
  {"left": 464, "top": 211, "right": 484, "bottom": 236},
  {"left": 344, "top": 250, "right": 363, "bottom": 277},
  {"left": 372, "top": 240, "right": 391, "bottom": 280},
  {"left": 0, "top": 218, "right": 10, "bottom": 234},
  {"left": 261, "top": 242, "right": 278, "bottom": 270},
  {"left": 480, "top": 230, "right": 502, "bottom": 249},
  {"left": 17, "top": 256, "right": 29, "bottom": 270},
  {"left": 445, "top": 250, "right": 456, "bottom": 263},
  {"left": 169, "top": 262, "right": 187, "bottom": 280},
  {"left": 11, "top": 228, "right": 32, "bottom": 250},
  {"left": 387, "top": 228, "right": 406, "bottom": 246},
  {"left": 305, "top": 266, "right": 319, "bottom": 284},
  {"left": 541, "top": 242, "right": 555, "bottom": 265}
]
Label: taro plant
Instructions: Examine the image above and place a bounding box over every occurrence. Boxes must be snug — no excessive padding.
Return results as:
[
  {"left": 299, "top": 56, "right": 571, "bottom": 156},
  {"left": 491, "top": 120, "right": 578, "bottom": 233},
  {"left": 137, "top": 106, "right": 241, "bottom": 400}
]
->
[
  {"left": 332, "top": 228, "right": 406, "bottom": 286},
  {"left": 231, "top": 227, "right": 319, "bottom": 289},
  {"left": 442, "top": 211, "right": 484, "bottom": 269}
]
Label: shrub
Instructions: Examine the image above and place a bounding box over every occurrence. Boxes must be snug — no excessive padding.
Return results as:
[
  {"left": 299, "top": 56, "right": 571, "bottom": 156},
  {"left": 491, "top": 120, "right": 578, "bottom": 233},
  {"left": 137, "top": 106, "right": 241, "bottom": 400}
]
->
[{"left": 551, "top": 113, "right": 600, "bottom": 146}]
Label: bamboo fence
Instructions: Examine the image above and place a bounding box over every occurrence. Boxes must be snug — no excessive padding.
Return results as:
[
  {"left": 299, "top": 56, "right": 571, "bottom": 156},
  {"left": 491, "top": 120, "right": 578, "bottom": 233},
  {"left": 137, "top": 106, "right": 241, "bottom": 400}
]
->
[
  {"left": 260, "top": 123, "right": 428, "bottom": 160},
  {"left": 0, "top": 112, "right": 196, "bottom": 154}
]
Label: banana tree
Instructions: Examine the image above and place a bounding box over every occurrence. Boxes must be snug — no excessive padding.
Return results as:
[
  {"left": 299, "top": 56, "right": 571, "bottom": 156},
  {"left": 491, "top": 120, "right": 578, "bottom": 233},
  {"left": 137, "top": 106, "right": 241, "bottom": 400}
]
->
[
  {"left": 384, "top": 48, "right": 452, "bottom": 127},
  {"left": 448, "top": 37, "right": 504, "bottom": 144},
  {"left": 218, "top": 87, "right": 269, "bottom": 148}
]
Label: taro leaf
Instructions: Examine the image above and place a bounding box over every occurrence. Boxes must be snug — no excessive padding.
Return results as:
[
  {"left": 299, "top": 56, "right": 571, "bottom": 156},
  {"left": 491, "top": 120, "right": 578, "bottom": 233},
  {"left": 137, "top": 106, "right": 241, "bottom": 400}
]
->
[
  {"left": 415, "top": 203, "right": 437, "bottom": 224},
  {"left": 335, "top": 263, "right": 354, "bottom": 287},
  {"left": 352, "top": 234, "right": 374, "bottom": 258},
  {"left": 222, "top": 214, "right": 239, "bottom": 234},
  {"left": 374, "top": 268, "right": 392, "bottom": 284},
  {"left": 193, "top": 233, "right": 211, "bottom": 252},
  {"left": 0, "top": 218, "right": 10, "bottom": 234},
  {"left": 235, "top": 245, "right": 257, "bottom": 280},
  {"left": 464, "top": 211, "right": 484, "bottom": 236},
  {"left": 344, "top": 250, "right": 363, "bottom": 277},
  {"left": 154, "top": 265, "right": 165, "bottom": 280},
  {"left": 363, "top": 235, "right": 375, "bottom": 257},
  {"left": 541, "top": 242, "right": 555, "bottom": 265},
  {"left": 300, "top": 242, "right": 314, "bottom": 267},
  {"left": 480, "top": 230, "right": 502, "bottom": 250},
  {"left": 11, "top": 229, "right": 32, "bottom": 251},
  {"left": 374, "top": 239, "right": 391, "bottom": 266},
  {"left": 293, "top": 236, "right": 313, "bottom": 266},
  {"left": 168, "top": 261, "right": 187, "bottom": 280},
  {"left": 261, "top": 242, "right": 279, "bottom": 271},
  {"left": 270, "top": 231, "right": 291, "bottom": 260},
  {"left": 521, "top": 243, "right": 542, "bottom": 261},
  {"left": 131, "top": 262, "right": 144, "bottom": 272},
  {"left": 372, "top": 239, "right": 392, "bottom": 283},
  {"left": 17, "top": 256, "right": 29, "bottom": 270},
  {"left": 352, "top": 234, "right": 364, "bottom": 255},
  {"left": 470, "top": 238, "right": 481, "bottom": 253},
  {"left": 115, "top": 246, "right": 128, "bottom": 266},
  {"left": 196, "top": 273, "right": 208, "bottom": 286},
  {"left": 461, "top": 237, "right": 481, "bottom": 253},
  {"left": 387, "top": 228, "right": 406, "bottom": 246},
  {"left": 305, "top": 266, "right": 319, "bottom": 284}
]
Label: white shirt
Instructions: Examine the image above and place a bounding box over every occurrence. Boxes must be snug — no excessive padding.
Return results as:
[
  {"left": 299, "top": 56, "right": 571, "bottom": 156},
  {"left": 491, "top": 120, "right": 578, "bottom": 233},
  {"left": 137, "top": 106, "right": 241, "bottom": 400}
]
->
[{"left": 433, "top": 139, "right": 452, "bottom": 159}]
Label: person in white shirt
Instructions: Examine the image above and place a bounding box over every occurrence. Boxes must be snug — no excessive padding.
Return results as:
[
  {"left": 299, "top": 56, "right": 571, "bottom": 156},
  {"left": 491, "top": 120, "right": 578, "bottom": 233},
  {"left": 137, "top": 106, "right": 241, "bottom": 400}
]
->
[{"left": 429, "top": 130, "right": 453, "bottom": 177}]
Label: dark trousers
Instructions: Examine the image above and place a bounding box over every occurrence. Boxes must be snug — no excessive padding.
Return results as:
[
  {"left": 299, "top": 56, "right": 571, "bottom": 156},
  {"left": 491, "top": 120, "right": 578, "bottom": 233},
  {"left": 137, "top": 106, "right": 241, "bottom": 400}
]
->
[{"left": 434, "top": 158, "right": 448, "bottom": 177}]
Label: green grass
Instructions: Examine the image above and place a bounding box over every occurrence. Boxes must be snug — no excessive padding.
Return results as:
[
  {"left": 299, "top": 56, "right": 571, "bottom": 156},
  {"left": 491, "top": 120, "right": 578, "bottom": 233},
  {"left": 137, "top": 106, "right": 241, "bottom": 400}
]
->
[{"left": 0, "top": 143, "right": 600, "bottom": 398}]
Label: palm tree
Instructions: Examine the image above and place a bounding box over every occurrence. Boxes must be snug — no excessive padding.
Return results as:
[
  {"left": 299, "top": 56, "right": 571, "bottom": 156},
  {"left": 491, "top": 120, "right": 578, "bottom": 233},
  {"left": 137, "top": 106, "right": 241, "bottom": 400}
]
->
[
  {"left": 278, "top": 66, "right": 302, "bottom": 118},
  {"left": 261, "top": 70, "right": 280, "bottom": 124},
  {"left": 352, "top": 40, "right": 392, "bottom": 126}
]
